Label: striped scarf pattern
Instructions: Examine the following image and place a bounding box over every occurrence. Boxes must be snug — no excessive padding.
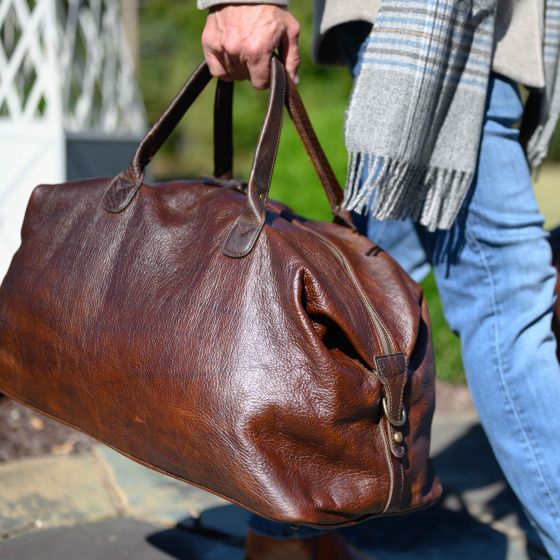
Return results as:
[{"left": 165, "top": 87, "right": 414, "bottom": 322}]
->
[{"left": 343, "top": 0, "right": 560, "bottom": 231}]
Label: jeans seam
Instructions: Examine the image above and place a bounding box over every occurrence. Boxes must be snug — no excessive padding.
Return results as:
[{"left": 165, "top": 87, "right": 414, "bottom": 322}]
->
[{"left": 466, "top": 227, "right": 560, "bottom": 523}]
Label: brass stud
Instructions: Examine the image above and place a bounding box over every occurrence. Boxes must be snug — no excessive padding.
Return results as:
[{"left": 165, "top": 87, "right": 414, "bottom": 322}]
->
[{"left": 393, "top": 431, "right": 404, "bottom": 444}]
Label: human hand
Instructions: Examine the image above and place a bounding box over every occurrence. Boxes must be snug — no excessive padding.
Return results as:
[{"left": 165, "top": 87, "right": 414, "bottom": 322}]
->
[{"left": 201, "top": 4, "right": 300, "bottom": 89}]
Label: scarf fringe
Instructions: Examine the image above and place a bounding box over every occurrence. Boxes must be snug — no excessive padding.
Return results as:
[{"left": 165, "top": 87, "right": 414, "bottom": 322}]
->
[{"left": 343, "top": 153, "right": 474, "bottom": 232}]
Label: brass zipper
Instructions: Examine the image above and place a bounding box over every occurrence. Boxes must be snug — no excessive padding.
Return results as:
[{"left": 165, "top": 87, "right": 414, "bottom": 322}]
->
[{"left": 292, "top": 219, "right": 399, "bottom": 512}]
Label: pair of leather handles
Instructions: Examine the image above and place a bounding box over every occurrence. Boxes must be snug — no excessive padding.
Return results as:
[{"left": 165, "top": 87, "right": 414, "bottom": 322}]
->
[{"left": 103, "top": 56, "right": 354, "bottom": 258}]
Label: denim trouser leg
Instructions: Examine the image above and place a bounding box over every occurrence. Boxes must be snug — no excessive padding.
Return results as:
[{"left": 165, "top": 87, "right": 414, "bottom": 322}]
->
[
  {"left": 249, "top": 74, "right": 560, "bottom": 556},
  {"left": 368, "top": 75, "right": 560, "bottom": 557}
]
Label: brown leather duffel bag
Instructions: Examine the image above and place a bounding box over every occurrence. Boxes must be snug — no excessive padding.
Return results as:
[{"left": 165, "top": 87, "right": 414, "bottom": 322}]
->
[{"left": 0, "top": 58, "right": 441, "bottom": 527}]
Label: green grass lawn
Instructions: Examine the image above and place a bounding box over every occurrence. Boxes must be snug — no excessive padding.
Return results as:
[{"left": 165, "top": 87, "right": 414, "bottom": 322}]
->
[
  {"left": 137, "top": 3, "right": 560, "bottom": 385},
  {"left": 535, "top": 164, "right": 560, "bottom": 229}
]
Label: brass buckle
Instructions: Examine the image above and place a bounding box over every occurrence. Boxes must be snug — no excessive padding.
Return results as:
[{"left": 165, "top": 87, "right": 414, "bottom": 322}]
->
[{"left": 382, "top": 397, "right": 407, "bottom": 427}]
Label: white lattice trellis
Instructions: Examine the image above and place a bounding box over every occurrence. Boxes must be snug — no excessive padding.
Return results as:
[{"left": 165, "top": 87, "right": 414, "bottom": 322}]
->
[
  {"left": 0, "top": 0, "right": 146, "bottom": 278},
  {"left": 0, "top": 0, "right": 144, "bottom": 133}
]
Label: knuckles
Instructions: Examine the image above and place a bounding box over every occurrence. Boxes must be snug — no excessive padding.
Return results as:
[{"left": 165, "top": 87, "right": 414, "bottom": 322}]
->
[
  {"left": 252, "top": 78, "right": 270, "bottom": 91},
  {"left": 244, "top": 40, "right": 269, "bottom": 61},
  {"left": 201, "top": 28, "right": 220, "bottom": 53}
]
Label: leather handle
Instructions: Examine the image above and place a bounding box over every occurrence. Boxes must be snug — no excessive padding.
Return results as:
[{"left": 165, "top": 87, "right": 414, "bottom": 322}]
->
[
  {"left": 214, "top": 76, "right": 347, "bottom": 219},
  {"left": 103, "top": 61, "right": 214, "bottom": 213},
  {"left": 102, "top": 63, "right": 235, "bottom": 210},
  {"left": 221, "top": 57, "right": 286, "bottom": 257},
  {"left": 284, "top": 78, "right": 349, "bottom": 221},
  {"left": 102, "top": 57, "right": 353, "bottom": 257},
  {"left": 214, "top": 80, "right": 234, "bottom": 180}
]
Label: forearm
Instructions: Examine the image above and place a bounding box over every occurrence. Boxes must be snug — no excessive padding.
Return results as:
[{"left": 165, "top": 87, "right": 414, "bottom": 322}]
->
[{"left": 197, "top": 0, "right": 288, "bottom": 9}]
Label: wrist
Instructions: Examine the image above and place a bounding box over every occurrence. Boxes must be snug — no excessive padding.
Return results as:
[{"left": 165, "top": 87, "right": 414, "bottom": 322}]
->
[{"left": 198, "top": 0, "right": 288, "bottom": 10}]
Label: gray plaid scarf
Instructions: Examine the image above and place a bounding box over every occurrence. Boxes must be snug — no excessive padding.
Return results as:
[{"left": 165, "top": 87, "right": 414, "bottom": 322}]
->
[{"left": 343, "top": 0, "right": 560, "bottom": 231}]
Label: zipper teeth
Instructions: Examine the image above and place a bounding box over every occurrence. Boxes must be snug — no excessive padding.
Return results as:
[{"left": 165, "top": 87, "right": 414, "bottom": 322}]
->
[
  {"left": 380, "top": 418, "right": 395, "bottom": 512},
  {"left": 294, "top": 221, "right": 396, "bottom": 356},
  {"left": 292, "top": 221, "right": 398, "bottom": 512}
]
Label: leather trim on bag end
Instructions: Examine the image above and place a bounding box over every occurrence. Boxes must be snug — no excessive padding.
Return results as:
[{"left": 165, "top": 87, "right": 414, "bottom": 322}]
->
[
  {"left": 374, "top": 353, "right": 408, "bottom": 427},
  {"left": 222, "top": 213, "right": 266, "bottom": 258},
  {"left": 103, "top": 168, "right": 145, "bottom": 213}
]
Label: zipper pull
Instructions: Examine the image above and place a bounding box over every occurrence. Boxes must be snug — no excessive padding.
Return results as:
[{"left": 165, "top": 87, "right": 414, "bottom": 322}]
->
[{"left": 374, "top": 353, "right": 408, "bottom": 459}]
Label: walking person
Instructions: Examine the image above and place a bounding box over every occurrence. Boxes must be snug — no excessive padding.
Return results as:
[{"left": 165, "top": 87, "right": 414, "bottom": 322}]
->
[{"left": 199, "top": 2, "right": 560, "bottom": 559}]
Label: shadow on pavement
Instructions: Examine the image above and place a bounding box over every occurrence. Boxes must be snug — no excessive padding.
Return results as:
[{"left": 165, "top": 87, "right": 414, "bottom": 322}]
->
[
  {"left": 429, "top": 423, "right": 546, "bottom": 560},
  {"left": 146, "top": 524, "right": 244, "bottom": 560},
  {"left": 146, "top": 422, "right": 549, "bottom": 560}
]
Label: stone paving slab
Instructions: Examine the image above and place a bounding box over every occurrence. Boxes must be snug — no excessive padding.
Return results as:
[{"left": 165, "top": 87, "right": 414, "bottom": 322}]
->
[
  {"left": 430, "top": 415, "right": 543, "bottom": 552},
  {"left": 0, "top": 518, "right": 244, "bottom": 560},
  {"left": 0, "top": 455, "right": 118, "bottom": 539},
  {"left": 94, "top": 446, "right": 229, "bottom": 526},
  {"left": 0, "top": 412, "right": 550, "bottom": 559},
  {"left": 430, "top": 413, "right": 478, "bottom": 456}
]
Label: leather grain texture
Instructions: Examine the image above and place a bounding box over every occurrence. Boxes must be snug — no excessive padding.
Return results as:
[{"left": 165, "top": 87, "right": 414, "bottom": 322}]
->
[{"left": 0, "top": 59, "right": 441, "bottom": 527}]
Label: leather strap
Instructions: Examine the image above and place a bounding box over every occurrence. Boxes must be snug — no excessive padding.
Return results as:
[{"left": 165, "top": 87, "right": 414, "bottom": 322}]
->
[
  {"left": 214, "top": 80, "right": 234, "bottom": 180},
  {"left": 103, "top": 61, "right": 213, "bottom": 213},
  {"left": 285, "top": 77, "right": 346, "bottom": 217},
  {"left": 102, "top": 57, "right": 353, "bottom": 257},
  {"left": 222, "top": 57, "right": 286, "bottom": 257},
  {"left": 213, "top": 77, "right": 346, "bottom": 215}
]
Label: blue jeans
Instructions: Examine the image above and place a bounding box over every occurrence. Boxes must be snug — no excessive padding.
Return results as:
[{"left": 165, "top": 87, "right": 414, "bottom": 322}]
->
[{"left": 249, "top": 75, "right": 560, "bottom": 558}]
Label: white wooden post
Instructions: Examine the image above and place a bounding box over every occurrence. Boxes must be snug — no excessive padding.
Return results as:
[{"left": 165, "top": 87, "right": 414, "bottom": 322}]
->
[{"left": 0, "top": 0, "right": 146, "bottom": 278}]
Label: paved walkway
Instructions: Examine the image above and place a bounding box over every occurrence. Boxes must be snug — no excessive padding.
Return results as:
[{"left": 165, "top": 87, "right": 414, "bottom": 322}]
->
[{"left": 0, "top": 408, "right": 551, "bottom": 559}]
